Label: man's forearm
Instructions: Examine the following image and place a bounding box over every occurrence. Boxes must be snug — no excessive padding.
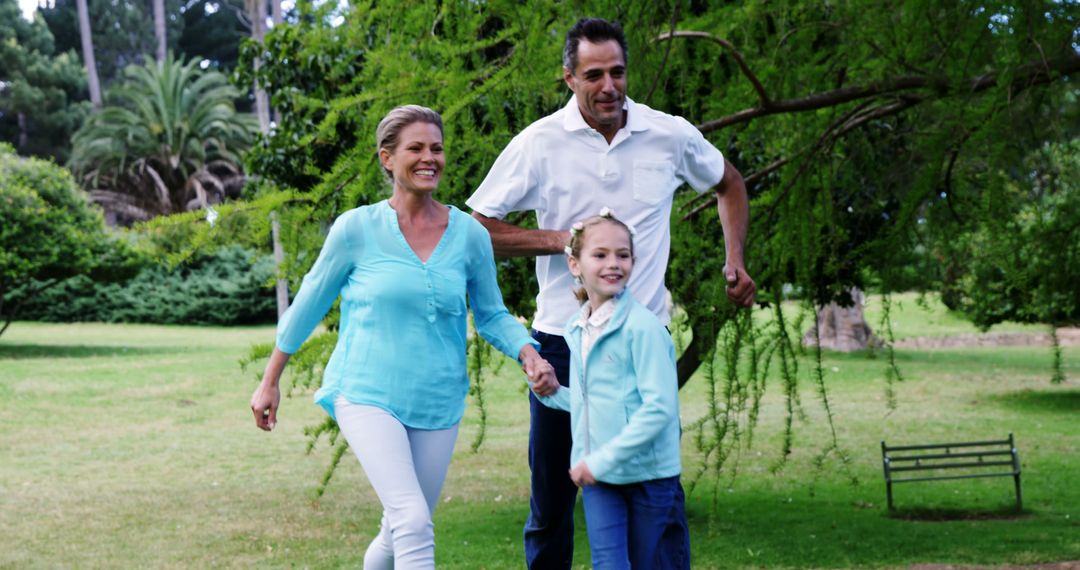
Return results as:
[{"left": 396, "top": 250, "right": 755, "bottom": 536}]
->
[
  {"left": 471, "top": 212, "right": 570, "bottom": 257},
  {"left": 715, "top": 159, "right": 749, "bottom": 268}
]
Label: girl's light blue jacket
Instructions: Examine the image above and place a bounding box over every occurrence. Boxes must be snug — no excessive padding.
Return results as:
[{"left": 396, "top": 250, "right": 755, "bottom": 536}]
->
[{"left": 539, "top": 291, "right": 681, "bottom": 484}]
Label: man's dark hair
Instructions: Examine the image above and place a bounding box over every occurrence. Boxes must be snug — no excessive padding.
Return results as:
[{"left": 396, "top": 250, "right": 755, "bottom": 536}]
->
[{"left": 563, "top": 18, "right": 628, "bottom": 74}]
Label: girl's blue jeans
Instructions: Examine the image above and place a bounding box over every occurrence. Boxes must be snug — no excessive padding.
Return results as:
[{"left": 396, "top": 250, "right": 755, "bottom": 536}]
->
[{"left": 581, "top": 475, "right": 690, "bottom": 569}]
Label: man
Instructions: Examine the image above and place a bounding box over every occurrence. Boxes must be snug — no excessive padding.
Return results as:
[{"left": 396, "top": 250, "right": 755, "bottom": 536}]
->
[{"left": 467, "top": 18, "right": 756, "bottom": 568}]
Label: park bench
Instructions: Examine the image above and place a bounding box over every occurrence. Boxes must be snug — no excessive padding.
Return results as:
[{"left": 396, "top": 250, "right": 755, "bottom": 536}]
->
[{"left": 880, "top": 433, "right": 1022, "bottom": 511}]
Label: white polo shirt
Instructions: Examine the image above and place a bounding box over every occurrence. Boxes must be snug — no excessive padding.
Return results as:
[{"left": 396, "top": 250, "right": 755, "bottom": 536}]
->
[{"left": 467, "top": 95, "right": 726, "bottom": 335}]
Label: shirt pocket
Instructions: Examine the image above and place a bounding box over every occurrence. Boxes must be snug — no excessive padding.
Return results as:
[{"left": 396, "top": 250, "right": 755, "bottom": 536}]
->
[
  {"left": 632, "top": 160, "right": 675, "bottom": 206},
  {"left": 434, "top": 272, "right": 467, "bottom": 316}
]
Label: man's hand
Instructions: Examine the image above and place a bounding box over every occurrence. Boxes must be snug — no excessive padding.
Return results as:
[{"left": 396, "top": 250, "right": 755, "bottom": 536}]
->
[
  {"left": 569, "top": 461, "right": 597, "bottom": 487},
  {"left": 715, "top": 160, "right": 755, "bottom": 308},
  {"left": 723, "top": 263, "right": 756, "bottom": 307}
]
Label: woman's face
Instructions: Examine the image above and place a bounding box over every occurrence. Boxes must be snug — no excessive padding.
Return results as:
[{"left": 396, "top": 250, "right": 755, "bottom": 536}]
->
[{"left": 380, "top": 121, "right": 445, "bottom": 194}]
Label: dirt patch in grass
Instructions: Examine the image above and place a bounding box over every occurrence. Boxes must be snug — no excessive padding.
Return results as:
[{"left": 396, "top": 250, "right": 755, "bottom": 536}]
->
[
  {"left": 895, "top": 328, "right": 1080, "bottom": 349},
  {"left": 908, "top": 562, "right": 1080, "bottom": 569}
]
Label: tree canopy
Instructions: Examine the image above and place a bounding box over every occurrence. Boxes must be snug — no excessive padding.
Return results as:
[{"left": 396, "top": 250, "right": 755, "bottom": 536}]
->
[
  {"left": 942, "top": 139, "right": 1080, "bottom": 329},
  {"left": 0, "top": 0, "right": 90, "bottom": 162},
  {"left": 238, "top": 0, "right": 1078, "bottom": 351},
  {"left": 216, "top": 0, "right": 1079, "bottom": 482},
  {"left": 40, "top": 0, "right": 179, "bottom": 86}
]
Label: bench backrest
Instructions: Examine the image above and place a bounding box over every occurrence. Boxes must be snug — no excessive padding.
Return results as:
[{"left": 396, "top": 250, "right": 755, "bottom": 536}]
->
[{"left": 881, "top": 433, "right": 1020, "bottom": 483}]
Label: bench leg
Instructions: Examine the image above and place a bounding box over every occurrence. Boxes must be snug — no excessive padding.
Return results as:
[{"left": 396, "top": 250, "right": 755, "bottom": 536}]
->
[
  {"left": 1013, "top": 474, "right": 1023, "bottom": 511},
  {"left": 886, "top": 481, "right": 894, "bottom": 510}
]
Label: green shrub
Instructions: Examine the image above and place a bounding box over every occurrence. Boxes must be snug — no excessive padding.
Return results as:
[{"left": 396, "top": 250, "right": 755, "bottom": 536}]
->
[
  {"left": 12, "top": 246, "right": 276, "bottom": 325},
  {"left": 0, "top": 143, "right": 111, "bottom": 336}
]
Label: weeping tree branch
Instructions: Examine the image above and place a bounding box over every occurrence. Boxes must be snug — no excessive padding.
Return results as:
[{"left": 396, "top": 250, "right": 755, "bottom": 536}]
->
[
  {"left": 685, "top": 96, "right": 923, "bottom": 221},
  {"left": 657, "top": 31, "right": 771, "bottom": 107},
  {"left": 702, "top": 54, "right": 1077, "bottom": 133},
  {"left": 681, "top": 100, "right": 876, "bottom": 215},
  {"left": 757, "top": 96, "right": 926, "bottom": 227},
  {"left": 643, "top": 2, "right": 682, "bottom": 105},
  {"left": 674, "top": 37, "right": 1078, "bottom": 221},
  {"left": 667, "top": 32, "right": 1077, "bottom": 380},
  {"left": 659, "top": 31, "right": 1080, "bottom": 132}
]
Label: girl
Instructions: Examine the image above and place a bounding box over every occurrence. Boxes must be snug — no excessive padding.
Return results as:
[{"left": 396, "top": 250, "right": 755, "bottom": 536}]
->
[
  {"left": 536, "top": 209, "right": 689, "bottom": 569},
  {"left": 250, "top": 105, "right": 557, "bottom": 569}
]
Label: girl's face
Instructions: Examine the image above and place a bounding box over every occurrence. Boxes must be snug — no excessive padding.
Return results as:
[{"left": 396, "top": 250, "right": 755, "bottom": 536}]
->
[
  {"left": 568, "top": 221, "right": 634, "bottom": 310},
  {"left": 379, "top": 121, "right": 445, "bottom": 194}
]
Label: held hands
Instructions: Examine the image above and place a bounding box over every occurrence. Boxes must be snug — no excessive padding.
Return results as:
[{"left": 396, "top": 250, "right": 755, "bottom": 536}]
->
[
  {"left": 519, "top": 345, "right": 559, "bottom": 397},
  {"left": 569, "top": 461, "right": 596, "bottom": 487},
  {"left": 723, "top": 263, "right": 756, "bottom": 308}
]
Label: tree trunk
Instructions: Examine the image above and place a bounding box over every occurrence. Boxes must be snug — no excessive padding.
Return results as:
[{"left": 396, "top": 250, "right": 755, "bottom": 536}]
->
[
  {"left": 153, "top": 0, "right": 166, "bottom": 62},
  {"left": 676, "top": 317, "right": 718, "bottom": 389},
  {"left": 269, "top": 0, "right": 282, "bottom": 125},
  {"left": 75, "top": 0, "right": 102, "bottom": 109},
  {"left": 802, "top": 288, "right": 882, "bottom": 352},
  {"left": 246, "top": 0, "right": 271, "bottom": 132},
  {"left": 255, "top": 0, "right": 288, "bottom": 318},
  {"left": 270, "top": 212, "right": 289, "bottom": 318},
  {"left": 270, "top": 0, "right": 281, "bottom": 25},
  {"left": 16, "top": 112, "right": 28, "bottom": 150}
]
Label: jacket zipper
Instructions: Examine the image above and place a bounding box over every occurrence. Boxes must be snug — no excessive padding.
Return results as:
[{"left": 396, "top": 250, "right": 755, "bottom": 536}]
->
[{"left": 577, "top": 302, "right": 626, "bottom": 459}]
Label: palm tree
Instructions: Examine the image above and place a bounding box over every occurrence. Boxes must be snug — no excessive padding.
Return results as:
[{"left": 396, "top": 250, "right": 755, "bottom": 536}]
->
[{"left": 70, "top": 53, "right": 258, "bottom": 225}]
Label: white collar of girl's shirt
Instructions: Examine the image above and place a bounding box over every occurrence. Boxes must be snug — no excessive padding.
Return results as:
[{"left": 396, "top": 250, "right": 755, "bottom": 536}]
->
[{"left": 576, "top": 296, "right": 618, "bottom": 330}]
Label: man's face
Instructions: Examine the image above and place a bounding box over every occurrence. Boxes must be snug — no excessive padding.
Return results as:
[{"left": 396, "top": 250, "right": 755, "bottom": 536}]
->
[{"left": 564, "top": 39, "right": 627, "bottom": 138}]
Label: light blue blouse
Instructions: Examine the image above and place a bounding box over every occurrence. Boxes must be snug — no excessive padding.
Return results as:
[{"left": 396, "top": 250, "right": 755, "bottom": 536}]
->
[{"left": 276, "top": 200, "right": 536, "bottom": 429}]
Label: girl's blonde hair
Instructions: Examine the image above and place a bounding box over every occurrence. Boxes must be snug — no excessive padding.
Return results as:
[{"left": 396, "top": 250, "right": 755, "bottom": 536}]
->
[
  {"left": 375, "top": 104, "right": 444, "bottom": 181},
  {"left": 565, "top": 211, "right": 635, "bottom": 304}
]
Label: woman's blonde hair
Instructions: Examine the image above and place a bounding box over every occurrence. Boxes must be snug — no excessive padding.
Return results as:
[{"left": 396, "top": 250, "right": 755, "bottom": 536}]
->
[
  {"left": 565, "top": 211, "right": 635, "bottom": 304},
  {"left": 375, "top": 104, "right": 444, "bottom": 181}
]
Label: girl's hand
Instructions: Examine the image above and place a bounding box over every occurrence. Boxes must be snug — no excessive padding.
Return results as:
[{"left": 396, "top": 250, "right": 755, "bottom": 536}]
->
[
  {"left": 529, "top": 370, "right": 559, "bottom": 397},
  {"left": 569, "top": 461, "right": 596, "bottom": 487},
  {"left": 250, "top": 381, "right": 280, "bottom": 431},
  {"left": 525, "top": 359, "right": 559, "bottom": 396}
]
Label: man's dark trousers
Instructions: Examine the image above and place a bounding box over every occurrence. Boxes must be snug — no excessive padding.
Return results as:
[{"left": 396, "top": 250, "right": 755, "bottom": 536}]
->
[{"left": 524, "top": 330, "right": 578, "bottom": 569}]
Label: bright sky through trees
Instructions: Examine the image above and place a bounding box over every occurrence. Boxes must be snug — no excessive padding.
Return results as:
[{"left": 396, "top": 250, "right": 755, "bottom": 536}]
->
[{"left": 18, "top": 0, "right": 36, "bottom": 19}]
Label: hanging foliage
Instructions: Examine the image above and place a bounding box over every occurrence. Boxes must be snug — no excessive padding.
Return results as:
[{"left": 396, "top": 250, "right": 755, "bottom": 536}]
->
[{"left": 219, "top": 0, "right": 1078, "bottom": 495}]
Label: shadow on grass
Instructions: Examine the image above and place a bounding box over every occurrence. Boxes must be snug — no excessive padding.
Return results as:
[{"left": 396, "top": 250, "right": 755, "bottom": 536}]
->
[
  {"left": 887, "top": 506, "right": 1029, "bottom": 522},
  {"left": 992, "top": 389, "right": 1080, "bottom": 414},
  {"left": 0, "top": 343, "right": 175, "bottom": 360}
]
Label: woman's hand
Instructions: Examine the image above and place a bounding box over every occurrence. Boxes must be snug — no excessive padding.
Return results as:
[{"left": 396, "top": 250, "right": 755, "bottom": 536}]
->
[
  {"left": 569, "top": 461, "right": 596, "bottom": 487},
  {"left": 519, "top": 345, "right": 559, "bottom": 396},
  {"left": 251, "top": 348, "right": 290, "bottom": 431},
  {"left": 250, "top": 381, "right": 280, "bottom": 431}
]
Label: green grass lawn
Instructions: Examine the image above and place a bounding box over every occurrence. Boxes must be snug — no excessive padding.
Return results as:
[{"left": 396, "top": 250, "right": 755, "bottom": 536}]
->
[{"left": 1, "top": 296, "right": 1077, "bottom": 569}]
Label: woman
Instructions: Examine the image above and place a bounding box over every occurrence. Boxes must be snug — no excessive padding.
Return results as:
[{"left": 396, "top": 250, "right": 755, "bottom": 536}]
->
[{"left": 250, "top": 105, "right": 558, "bottom": 568}]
